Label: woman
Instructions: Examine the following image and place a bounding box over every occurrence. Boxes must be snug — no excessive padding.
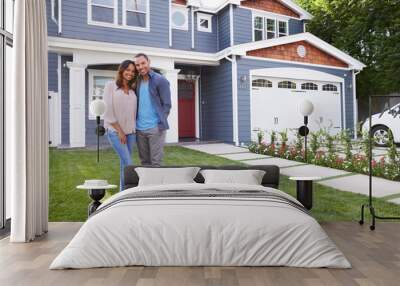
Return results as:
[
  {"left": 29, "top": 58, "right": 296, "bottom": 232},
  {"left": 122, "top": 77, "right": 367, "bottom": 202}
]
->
[{"left": 103, "top": 60, "right": 138, "bottom": 192}]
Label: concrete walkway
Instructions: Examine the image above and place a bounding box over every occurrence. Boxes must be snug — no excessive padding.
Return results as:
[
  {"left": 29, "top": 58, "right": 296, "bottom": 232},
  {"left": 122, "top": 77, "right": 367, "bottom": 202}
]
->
[{"left": 183, "top": 143, "right": 400, "bottom": 203}]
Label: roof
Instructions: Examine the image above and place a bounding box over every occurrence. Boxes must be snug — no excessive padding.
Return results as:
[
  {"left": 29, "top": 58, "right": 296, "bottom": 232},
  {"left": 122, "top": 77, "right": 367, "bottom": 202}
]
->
[
  {"left": 185, "top": 0, "right": 313, "bottom": 19},
  {"left": 223, "top": 32, "right": 366, "bottom": 70}
]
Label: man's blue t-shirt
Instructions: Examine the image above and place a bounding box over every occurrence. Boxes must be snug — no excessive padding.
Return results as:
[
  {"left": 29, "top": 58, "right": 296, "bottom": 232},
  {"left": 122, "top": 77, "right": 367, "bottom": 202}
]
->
[{"left": 136, "top": 80, "right": 160, "bottom": 130}]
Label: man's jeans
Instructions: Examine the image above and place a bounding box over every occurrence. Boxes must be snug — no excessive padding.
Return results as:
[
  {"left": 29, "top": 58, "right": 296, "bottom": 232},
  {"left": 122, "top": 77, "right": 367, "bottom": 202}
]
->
[
  {"left": 136, "top": 127, "right": 166, "bottom": 166},
  {"left": 107, "top": 130, "right": 136, "bottom": 192}
]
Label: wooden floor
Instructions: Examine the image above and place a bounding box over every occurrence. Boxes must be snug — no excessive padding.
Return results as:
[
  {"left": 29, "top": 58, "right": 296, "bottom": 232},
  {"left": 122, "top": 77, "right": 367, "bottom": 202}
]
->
[{"left": 0, "top": 222, "right": 399, "bottom": 286}]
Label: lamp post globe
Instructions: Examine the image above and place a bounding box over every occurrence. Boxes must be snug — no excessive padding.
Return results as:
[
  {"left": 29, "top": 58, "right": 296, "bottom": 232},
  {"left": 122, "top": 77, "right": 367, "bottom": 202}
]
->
[
  {"left": 90, "top": 98, "right": 107, "bottom": 162},
  {"left": 299, "top": 99, "right": 314, "bottom": 117}
]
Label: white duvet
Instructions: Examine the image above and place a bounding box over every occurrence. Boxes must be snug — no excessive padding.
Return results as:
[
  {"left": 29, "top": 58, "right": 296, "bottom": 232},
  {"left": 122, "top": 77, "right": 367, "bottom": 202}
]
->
[{"left": 50, "top": 183, "right": 351, "bottom": 269}]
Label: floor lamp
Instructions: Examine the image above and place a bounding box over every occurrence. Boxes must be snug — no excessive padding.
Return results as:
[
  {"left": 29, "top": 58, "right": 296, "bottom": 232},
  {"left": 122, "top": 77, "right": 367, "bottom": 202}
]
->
[
  {"left": 359, "top": 95, "right": 400, "bottom": 230},
  {"left": 89, "top": 98, "right": 106, "bottom": 163},
  {"left": 299, "top": 100, "right": 314, "bottom": 162}
]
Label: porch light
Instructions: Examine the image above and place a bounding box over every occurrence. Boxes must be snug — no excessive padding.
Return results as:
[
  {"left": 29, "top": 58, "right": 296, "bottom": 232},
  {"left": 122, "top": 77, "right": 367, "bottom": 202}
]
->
[{"left": 90, "top": 99, "right": 107, "bottom": 163}]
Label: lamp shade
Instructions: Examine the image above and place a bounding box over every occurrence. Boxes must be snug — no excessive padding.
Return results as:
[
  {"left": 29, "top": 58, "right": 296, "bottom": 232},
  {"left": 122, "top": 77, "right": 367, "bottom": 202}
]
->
[
  {"left": 90, "top": 98, "right": 107, "bottom": 117},
  {"left": 299, "top": 99, "right": 314, "bottom": 116}
]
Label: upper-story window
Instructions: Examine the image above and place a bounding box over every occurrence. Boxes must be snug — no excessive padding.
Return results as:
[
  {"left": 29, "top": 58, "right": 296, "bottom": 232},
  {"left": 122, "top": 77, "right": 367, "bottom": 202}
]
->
[
  {"left": 123, "top": 0, "right": 149, "bottom": 29},
  {"left": 197, "top": 13, "right": 212, "bottom": 33},
  {"left": 88, "top": 0, "right": 118, "bottom": 25},
  {"left": 253, "top": 13, "right": 288, "bottom": 41},
  {"left": 51, "top": 0, "right": 59, "bottom": 24},
  {"left": 171, "top": 4, "right": 189, "bottom": 30},
  {"left": 88, "top": 0, "right": 150, "bottom": 31}
]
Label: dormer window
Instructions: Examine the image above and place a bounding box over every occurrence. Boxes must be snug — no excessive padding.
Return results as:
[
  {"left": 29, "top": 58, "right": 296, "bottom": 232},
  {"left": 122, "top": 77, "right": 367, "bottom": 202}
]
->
[
  {"left": 253, "top": 13, "right": 289, "bottom": 41},
  {"left": 197, "top": 13, "right": 212, "bottom": 33}
]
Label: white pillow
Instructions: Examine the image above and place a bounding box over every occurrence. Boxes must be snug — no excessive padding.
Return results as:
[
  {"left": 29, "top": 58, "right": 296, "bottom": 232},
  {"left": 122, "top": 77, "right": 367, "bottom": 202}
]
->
[
  {"left": 135, "top": 167, "right": 201, "bottom": 186},
  {"left": 200, "top": 169, "right": 266, "bottom": 185}
]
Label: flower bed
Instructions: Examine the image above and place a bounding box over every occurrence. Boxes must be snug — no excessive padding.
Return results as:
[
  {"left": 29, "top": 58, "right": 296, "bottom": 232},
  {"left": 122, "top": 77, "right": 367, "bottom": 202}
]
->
[{"left": 248, "top": 128, "right": 400, "bottom": 182}]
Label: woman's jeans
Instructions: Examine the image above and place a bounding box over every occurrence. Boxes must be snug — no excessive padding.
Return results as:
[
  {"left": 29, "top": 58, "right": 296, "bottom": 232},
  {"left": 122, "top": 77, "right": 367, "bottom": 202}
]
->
[{"left": 107, "top": 130, "right": 136, "bottom": 192}]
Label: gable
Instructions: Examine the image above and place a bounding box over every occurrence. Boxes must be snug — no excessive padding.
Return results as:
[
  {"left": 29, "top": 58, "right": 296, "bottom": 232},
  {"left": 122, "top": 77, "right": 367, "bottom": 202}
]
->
[
  {"left": 241, "top": 0, "right": 300, "bottom": 18},
  {"left": 246, "top": 41, "right": 349, "bottom": 68}
]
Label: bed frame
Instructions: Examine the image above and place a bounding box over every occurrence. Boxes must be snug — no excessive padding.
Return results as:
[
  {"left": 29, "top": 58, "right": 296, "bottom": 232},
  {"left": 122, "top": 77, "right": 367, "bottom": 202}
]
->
[{"left": 123, "top": 165, "right": 280, "bottom": 190}]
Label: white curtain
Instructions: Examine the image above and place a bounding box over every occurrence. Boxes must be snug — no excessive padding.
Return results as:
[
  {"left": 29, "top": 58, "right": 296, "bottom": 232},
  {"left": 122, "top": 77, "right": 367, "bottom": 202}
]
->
[{"left": 9, "top": 0, "right": 49, "bottom": 242}]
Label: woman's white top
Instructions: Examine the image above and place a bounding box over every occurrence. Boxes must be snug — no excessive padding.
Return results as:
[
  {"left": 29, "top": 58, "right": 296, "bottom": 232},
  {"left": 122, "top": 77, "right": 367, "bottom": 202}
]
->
[{"left": 103, "top": 81, "right": 137, "bottom": 134}]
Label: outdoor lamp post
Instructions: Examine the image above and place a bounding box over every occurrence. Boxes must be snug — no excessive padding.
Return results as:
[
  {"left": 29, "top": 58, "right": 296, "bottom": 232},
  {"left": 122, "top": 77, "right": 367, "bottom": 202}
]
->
[
  {"left": 90, "top": 98, "right": 107, "bottom": 163},
  {"left": 299, "top": 100, "right": 314, "bottom": 162}
]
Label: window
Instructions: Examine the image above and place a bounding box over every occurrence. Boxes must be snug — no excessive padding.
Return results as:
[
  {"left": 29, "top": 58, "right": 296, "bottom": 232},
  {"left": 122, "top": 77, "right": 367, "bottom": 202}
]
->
[
  {"left": 266, "top": 18, "right": 276, "bottom": 39},
  {"left": 253, "top": 14, "right": 288, "bottom": 41},
  {"left": 278, "top": 81, "right": 296, "bottom": 89},
  {"left": 253, "top": 16, "right": 263, "bottom": 41},
  {"left": 278, "top": 21, "right": 288, "bottom": 37},
  {"left": 1, "top": 0, "right": 14, "bottom": 230},
  {"left": 171, "top": 4, "right": 188, "bottom": 30},
  {"left": 252, "top": 79, "right": 272, "bottom": 88},
  {"left": 88, "top": 70, "right": 116, "bottom": 120},
  {"left": 123, "top": 0, "right": 149, "bottom": 29},
  {"left": 322, "top": 84, "right": 338, "bottom": 91},
  {"left": 88, "top": 0, "right": 117, "bottom": 25},
  {"left": 301, "top": 82, "right": 318, "bottom": 90},
  {"left": 51, "top": 0, "right": 59, "bottom": 24},
  {"left": 197, "top": 13, "right": 212, "bottom": 33}
]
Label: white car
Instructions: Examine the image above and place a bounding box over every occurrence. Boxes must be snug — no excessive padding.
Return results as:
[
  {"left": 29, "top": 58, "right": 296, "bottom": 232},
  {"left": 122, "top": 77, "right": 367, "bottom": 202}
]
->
[{"left": 362, "top": 103, "right": 400, "bottom": 147}]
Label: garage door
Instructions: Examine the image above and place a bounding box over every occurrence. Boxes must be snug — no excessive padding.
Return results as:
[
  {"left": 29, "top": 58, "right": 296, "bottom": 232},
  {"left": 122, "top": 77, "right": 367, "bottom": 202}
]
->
[{"left": 251, "top": 76, "right": 342, "bottom": 141}]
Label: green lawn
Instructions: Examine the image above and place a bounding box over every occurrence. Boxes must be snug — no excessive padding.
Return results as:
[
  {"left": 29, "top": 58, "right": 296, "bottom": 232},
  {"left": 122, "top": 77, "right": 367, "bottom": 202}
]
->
[{"left": 49, "top": 146, "right": 400, "bottom": 222}]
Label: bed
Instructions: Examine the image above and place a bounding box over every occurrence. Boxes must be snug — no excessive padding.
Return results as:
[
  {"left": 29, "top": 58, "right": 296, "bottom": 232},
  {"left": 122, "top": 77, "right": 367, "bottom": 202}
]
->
[{"left": 50, "top": 165, "right": 350, "bottom": 269}]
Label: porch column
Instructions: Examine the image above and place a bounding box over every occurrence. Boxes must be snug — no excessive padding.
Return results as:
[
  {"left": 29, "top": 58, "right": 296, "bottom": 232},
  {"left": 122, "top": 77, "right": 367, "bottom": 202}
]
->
[
  {"left": 66, "top": 62, "right": 87, "bottom": 147},
  {"left": 161, "top": 69, "right": 180, "bottom": 143}
]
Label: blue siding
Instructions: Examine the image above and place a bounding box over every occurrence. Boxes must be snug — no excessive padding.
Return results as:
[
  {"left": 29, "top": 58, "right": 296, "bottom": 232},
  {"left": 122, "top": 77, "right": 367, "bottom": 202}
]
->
[
  {"left": 233, "top": 6, "right": 252, "bottom": 45},
  {"left": 46, "top": 0, "right": 58, "bottom": 36},
  {"left": 48, "top": 53, "right": 58, "bottom": 92},
  {"left": 289, "top": 19, "right": 304, "bottom": 35},
  {"left": 60, "top": 0, "right": 169, "bottom": 48},
  {"left": 200, "top": 60, "right": 233, "bottom": 142},
  {"left": 172, "top": 11, "right": 217, "bottom": 53},
  {"left": 85, "top": 72, "right": 110, "bottom": 146},
  {"left": 61, "top": 56, "right": 72, "bottom": 146},
  {"left": 195, "top": 13, "right": 218, "bottom": 53},
  {"left": 236, "top": 58, "right": 354, "bottom": 143},
  {"left": 217, "top": 6, "right": 231, "bottom": 50}
]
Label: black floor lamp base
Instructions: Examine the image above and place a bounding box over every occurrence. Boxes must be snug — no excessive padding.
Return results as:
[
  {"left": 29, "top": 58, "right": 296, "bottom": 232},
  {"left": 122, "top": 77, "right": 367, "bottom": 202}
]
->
[{"left": 359, "top": 203, "right": 400, "bottom": 231}]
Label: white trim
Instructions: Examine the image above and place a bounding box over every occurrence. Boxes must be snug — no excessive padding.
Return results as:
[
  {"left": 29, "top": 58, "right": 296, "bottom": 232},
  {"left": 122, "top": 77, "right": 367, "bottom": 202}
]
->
[
  {"left": 341, "top": 81, "right": 346, "bottom": 129},
  {"left": 197, "top": 12, "right": 212, "bottom": 33},
  {"left": 245, "top": 6, "right": 296, "bottom": 21},
  {"left": 191, "top": 7, "right": 195, "bottom": 49},
  {"left": 171, "top": 4, "right": 189, "bottom": 30},
  {"left": 87, "top": 69, "right": 116, "bottom": 120},
  {"left": 243, "top": 56, "right": 352, "bottom": 71},
  {"left": 48, "top": 36, "right": 220, "bottom": 66},
  {"left": 231, "top": 55, "right": 239, "bottom": 145},
  {"left": 229, "top": 4, "right": 234, "bottom": 46},
  {"left": 231, "top": 33, "right": 366, "bottom": 70},
  {"left": 57, "top": 55, "right": 62, "bottom": 145},
  {"left": 169, "top": 0, "right": 172, "bottom": 46},
  {"left": 87, "top": 0, "right": 118, "bottom": 28},
  {"left": 122, "top": 0, "right": 150, "bottom": 32},
  {"left": 353, "top": 70, "right": 360, "bottom": 139},
  {"left": 58, "top": 0, "right": 62, "bottom": 34}
]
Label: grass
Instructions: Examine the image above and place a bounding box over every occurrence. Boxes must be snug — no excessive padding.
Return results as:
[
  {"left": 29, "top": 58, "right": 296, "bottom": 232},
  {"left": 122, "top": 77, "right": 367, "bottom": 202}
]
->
[{"left": 49, "top": 146, "right": 400, "bottom": 222}]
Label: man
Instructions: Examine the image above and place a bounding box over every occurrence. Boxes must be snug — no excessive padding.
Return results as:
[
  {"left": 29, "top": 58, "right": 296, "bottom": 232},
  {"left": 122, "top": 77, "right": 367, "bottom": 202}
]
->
[{"left": 134, "top": 53, "right": 171, "bottom": 166}]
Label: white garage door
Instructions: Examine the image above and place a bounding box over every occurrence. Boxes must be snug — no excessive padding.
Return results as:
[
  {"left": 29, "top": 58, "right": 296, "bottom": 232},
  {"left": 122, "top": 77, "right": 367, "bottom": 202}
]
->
[{"left": 251, "top": 76, "right": 342, "bottom": 141}]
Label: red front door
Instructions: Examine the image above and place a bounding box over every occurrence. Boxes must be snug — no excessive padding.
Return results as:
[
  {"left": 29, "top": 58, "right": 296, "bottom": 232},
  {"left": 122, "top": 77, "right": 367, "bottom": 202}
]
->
[{"left": 178, "top": 80, "right": 196, "bottom": 138}]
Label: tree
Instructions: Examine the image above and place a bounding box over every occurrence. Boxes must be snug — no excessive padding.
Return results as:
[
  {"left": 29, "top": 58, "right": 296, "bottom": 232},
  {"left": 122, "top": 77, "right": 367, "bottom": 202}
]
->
[{"left": 297, "top": 0, "right": 400, "bottom": 98}]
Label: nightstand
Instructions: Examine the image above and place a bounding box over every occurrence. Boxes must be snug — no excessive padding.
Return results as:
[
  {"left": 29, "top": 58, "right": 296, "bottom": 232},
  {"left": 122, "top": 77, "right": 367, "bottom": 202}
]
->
[{"left": 289, "top": 176, "right": 322, "bottom": 210}]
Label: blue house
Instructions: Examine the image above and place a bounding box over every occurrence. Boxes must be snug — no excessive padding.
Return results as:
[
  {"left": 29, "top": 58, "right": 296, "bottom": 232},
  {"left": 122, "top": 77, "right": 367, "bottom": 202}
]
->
[{"left": 46, "top": 0, "right": 365, "bottom": 147}]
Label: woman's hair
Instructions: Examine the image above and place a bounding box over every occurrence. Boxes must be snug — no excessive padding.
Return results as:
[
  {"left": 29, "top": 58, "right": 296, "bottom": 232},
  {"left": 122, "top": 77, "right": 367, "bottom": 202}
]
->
[{"left": 115, "top": 60, "right": 138, "bottom": 90}]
